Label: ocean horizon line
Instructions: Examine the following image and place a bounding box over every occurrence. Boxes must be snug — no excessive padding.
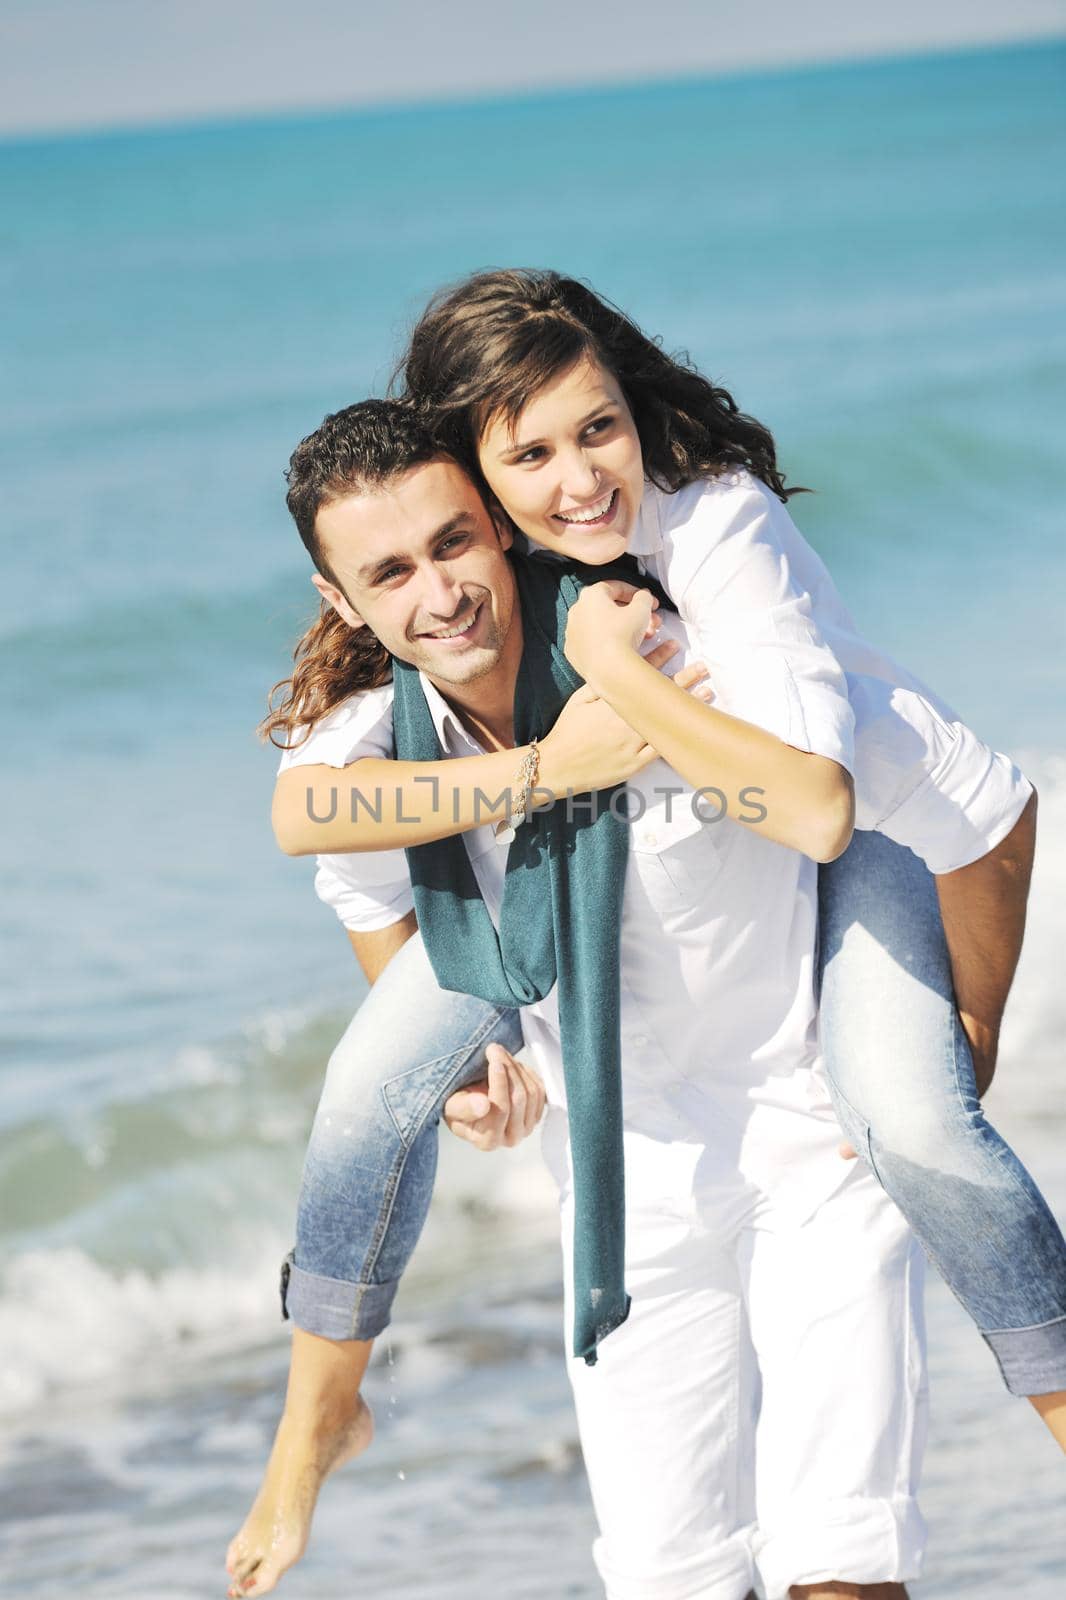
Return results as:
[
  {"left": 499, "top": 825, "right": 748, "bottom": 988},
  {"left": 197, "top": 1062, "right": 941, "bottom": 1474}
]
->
[{"left": 2, "top": 29, "right": 1062, "bottom": 154}]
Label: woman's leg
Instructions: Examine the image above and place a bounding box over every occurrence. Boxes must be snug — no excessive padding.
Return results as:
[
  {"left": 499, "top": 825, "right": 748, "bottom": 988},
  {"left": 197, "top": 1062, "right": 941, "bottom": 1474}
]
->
[
  {"left": 227, "top": 931, "right": 522, "bottom": 1597},
  {"left": 284, "top": 928, "right": 523, "bottom": 1340},
  {"left": 818, "top": 828, "right": 1066, "bottom": 1407}
]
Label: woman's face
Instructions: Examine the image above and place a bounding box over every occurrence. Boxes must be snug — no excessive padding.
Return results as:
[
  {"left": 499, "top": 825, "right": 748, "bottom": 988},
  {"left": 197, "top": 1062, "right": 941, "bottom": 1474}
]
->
[{"left": 477, "top": 355, "right": 645, "bottom": 565}]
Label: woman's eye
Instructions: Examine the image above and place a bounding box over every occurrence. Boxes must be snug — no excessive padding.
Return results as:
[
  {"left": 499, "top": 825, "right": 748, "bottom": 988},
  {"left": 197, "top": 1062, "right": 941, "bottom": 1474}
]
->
[
  {"left": 584, "top": 415, "right": 614, "bottom": 437},
  {"left": 516, "top": 446, "right": 547, "bottom": 465}
]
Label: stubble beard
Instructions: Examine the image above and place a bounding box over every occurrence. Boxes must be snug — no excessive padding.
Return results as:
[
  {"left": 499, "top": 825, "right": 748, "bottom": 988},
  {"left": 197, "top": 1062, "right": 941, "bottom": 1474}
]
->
[{"left": 408, "top": 592, "right": 508, "bottom": 689}]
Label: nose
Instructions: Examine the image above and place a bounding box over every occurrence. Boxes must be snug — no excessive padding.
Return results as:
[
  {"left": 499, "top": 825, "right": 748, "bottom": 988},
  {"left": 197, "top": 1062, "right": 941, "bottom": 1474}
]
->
[
  {"left": 419, "top": 561, "right": 465, "bottom": 618},
  {"left": 559, "top": 445, "right": 601, "bottom": 502}
]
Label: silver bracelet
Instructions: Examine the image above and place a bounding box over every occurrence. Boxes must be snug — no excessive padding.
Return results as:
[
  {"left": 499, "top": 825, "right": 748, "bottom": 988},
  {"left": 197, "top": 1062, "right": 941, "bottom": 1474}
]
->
[{"left": 495, "top": 738, "right": 541, "bottom": 844}]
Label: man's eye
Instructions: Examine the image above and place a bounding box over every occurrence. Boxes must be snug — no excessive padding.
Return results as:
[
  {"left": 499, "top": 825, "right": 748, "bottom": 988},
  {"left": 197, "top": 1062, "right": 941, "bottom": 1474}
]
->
[
  {"left": 377, "top": 566, "right": 405, "bottom": 583},
  {"left": 438, "top": 534, "right": 470, "bottom": 554}
]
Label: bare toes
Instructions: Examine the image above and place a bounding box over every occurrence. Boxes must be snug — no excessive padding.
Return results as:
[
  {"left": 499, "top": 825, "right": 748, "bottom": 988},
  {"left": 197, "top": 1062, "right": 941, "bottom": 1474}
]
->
[
  {"left": 239, "top": 1552, "right": 290, "bottom": 1598},
  {"left": 228, "top": 1553, "right": 261, "bottom": 1594}
]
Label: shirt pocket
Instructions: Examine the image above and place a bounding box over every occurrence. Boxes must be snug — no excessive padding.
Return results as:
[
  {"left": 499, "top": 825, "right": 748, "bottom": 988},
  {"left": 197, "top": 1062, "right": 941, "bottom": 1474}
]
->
[{"left": 625, "top": 768, "right": 731, "bottom": 920}]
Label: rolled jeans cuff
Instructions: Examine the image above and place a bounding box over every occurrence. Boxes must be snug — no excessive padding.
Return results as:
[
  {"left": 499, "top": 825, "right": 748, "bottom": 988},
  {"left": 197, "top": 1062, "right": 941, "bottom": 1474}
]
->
[
  {"left": 984, "top": 1314, "right": 1066, "bottom": 1396},
  {"left": 280, "top": 1250, "right": 398, "bottom": 1342},
  {"left": 756, "top": 1494, "right": 926, "bottom": 1600}
]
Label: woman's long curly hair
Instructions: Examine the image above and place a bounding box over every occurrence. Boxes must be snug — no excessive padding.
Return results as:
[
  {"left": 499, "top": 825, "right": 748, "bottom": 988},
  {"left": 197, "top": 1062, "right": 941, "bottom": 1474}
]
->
[
  {"left": 259, "top": 400, "right": 439, "bottom": 749},
  {"left": 263, "top": 276, "right": 803, "bottom": 745},
  {"left": 394, "top": 268, "right": 801, "bottom": 504}
]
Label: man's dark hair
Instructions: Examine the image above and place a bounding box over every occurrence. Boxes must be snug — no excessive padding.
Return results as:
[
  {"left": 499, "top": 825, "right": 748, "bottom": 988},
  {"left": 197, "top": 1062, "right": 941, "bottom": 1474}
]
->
[
  {"left": 284, "top": 399, "right": 442, "bottom": 586},
  {"left": 262, "top": 400, "right": 449, "bottom": 749}
]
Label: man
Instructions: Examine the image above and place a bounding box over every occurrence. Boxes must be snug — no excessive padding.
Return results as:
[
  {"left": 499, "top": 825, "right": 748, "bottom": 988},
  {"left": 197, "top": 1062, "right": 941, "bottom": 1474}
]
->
[{"left": 229, "top": 400, "right": 1043, "bottom": 1600}]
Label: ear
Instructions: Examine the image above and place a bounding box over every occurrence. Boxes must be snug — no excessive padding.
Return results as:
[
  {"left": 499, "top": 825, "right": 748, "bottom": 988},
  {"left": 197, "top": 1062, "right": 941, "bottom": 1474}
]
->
[{"left": 311, "top": 572, "right": 366, "bottom": 632}]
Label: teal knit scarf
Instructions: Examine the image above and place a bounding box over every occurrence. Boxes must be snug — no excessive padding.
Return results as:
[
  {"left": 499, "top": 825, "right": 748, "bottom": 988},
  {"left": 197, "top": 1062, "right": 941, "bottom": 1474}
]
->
[{"left": 392, "top": 552, "right": 653, "bottom": 1363}]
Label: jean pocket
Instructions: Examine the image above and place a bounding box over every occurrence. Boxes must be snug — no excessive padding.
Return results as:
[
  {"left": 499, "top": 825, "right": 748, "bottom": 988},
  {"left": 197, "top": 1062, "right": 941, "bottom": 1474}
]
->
[{"left": 382, "top": 1005, "right": 520, "bottom": 1147}]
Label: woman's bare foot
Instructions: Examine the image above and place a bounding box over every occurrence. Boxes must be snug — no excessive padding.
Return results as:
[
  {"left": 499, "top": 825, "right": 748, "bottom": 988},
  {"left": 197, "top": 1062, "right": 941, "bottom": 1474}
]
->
[
  {"left": 226, "top": 1392, "right": 373, "bottom": 1596},
  {"left": 1029, "top": 1389, "right": 1066, "bottom": 1453},
  {"left": 226, "top": 1327, "right": 375, "bottom": 1597}
]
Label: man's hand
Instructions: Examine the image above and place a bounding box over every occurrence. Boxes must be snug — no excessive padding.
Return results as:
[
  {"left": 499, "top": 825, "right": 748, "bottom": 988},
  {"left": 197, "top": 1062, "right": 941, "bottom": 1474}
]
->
[
  {"left": 443, "top": 1043, "right": 546, "bottom": 1151},
  {"left": 564, "top": 580, "right": 660, "bottom": 679}
]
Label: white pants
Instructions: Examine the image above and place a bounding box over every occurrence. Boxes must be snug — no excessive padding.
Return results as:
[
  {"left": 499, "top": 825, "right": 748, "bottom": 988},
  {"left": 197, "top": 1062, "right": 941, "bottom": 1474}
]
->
[{"left": 549, "top": 1121, "right": 929, "bottom": 1600}]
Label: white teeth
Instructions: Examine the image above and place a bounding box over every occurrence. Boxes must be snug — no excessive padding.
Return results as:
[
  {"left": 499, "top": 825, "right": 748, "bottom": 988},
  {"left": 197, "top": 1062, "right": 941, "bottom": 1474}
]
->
[
  {"left": 557, "top": 490, "right": 615, "bottom": 525},
  {"left": 426, "top": 606, "right": 479, "bottom": 640}
]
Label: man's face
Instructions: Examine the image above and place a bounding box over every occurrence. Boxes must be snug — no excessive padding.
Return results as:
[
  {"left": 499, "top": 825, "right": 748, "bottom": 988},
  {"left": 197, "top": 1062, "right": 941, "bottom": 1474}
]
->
[{"left": 312, "top": 457, "right": 518, "bottom": 690}]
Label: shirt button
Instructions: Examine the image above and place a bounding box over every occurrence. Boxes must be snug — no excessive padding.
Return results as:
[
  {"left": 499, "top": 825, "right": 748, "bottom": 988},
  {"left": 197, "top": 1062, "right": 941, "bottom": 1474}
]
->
[
  {"left": 632, "top": 1034, "right": 650, "bottom": 1048},
  {"left": 642, "top": 832, "right": 658, "bottom": 848}
]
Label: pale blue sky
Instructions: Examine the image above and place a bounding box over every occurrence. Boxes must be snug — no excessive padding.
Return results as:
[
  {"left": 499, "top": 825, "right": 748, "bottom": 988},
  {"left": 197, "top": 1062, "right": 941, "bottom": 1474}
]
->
[{"left": 2, "top": 0, "right": 1064, "bottom": 138}]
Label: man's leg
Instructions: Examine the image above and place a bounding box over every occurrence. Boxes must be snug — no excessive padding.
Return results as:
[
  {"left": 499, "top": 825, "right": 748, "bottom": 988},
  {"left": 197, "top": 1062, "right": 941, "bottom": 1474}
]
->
[
  {"left": 227, "top": 931, "right": 522, "bottom": 1597},
  {"left": 790, "top": 1587, "right": 907, "bottom": 1599},
  {"left": 742, "top": 1168, "right": 927, "bottom": 1600},
  {"left": 553, "top": 1121, "right": 760, "bottom": 1600}
]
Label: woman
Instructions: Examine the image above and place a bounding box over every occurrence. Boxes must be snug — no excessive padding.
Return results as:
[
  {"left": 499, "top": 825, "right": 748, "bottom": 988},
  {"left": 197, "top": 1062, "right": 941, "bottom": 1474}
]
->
[
  {"left": 395, "top": 267, "right": 1066, "bottom": 1415},
  {"left": 228, "top": 279, "right": 1064, "bottom": 1598}
]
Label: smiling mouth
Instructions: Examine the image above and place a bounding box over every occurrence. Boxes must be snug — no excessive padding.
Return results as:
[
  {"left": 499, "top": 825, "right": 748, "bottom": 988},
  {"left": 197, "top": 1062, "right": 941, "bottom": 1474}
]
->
[
  {"left": 554, "top": 489, "right": 619, "bottom": 527},
  {"left": 419, "top": 600, "right": 484, "bottom": 643}
]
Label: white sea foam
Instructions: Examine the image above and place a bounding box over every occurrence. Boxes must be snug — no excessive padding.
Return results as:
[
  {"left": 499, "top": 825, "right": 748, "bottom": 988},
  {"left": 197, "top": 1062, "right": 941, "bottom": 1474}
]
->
[
  {"left": 0, "top": 1237, "right": 285, "bottom": 1418},
  {"left": 0, "top": 1137, "right": 558, "bottom": 1420}
]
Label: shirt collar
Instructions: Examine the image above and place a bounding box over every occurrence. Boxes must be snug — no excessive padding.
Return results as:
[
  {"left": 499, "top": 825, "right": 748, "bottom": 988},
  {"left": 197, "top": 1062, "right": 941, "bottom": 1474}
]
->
[{"left": 417, "top": 671, "right": 485, "bottom": 756}]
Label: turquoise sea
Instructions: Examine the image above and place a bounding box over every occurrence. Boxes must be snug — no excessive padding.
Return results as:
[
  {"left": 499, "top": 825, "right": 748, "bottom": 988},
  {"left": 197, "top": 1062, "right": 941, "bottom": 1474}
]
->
[{"left": 1, "top": 38, "right": 1065, "bottom": 1596}]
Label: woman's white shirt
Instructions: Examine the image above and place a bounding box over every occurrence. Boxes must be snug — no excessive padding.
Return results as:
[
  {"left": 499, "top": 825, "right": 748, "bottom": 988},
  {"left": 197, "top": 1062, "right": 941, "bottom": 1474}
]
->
[{"left": 630, "top": 469, "right": 1031, "bottom": 875}]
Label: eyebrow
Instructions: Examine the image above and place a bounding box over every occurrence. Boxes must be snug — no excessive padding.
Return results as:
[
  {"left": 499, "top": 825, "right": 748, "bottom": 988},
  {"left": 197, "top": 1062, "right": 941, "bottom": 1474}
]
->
[
  {"left": 499, "top": 400, "right": 618, "bottom": 460},
  {"left": 355, "top": 512, "right": 477, "bottom": 584}
]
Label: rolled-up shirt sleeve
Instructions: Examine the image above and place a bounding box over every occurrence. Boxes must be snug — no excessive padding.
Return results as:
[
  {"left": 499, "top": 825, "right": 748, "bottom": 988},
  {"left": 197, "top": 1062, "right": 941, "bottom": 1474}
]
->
[
  {"left": 666, "top": 485, "right": 856, "bottom": 773},
  {"left": 311, "top": 853, "right": 415, "bottom": 932},
  {"left": 276, "top": 685, "right": 416, "bottom": 932},
  {"left": 876, "top": 723, "right": 1033, "bottom": 875},
  {"left": 848, "top": 674, "right": 1033, "bottom": 873}
]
